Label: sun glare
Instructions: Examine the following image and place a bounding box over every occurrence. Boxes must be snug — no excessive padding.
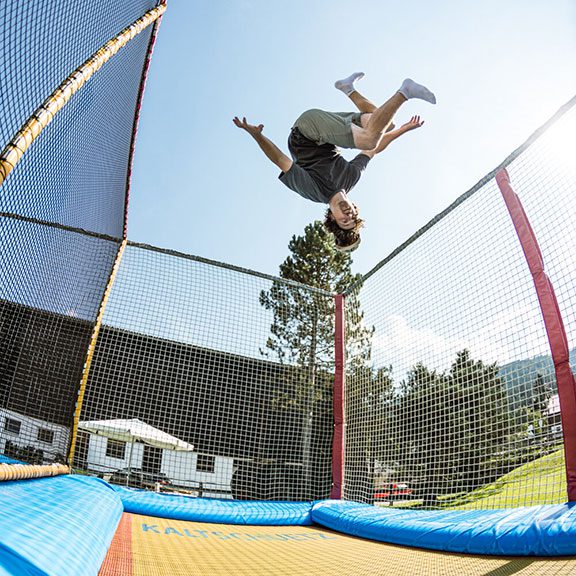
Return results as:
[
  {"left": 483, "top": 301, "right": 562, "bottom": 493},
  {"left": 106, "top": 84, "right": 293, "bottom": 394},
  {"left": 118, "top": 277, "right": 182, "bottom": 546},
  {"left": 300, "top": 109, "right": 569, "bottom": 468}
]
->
[{"left": 543, "top": 118, "right": 576, "bottom": 174}]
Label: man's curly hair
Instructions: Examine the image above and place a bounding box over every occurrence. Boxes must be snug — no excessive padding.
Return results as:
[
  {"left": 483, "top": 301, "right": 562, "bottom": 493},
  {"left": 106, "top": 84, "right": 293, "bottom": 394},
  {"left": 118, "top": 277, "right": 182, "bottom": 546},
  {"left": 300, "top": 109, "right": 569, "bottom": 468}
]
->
[{"left": 323, "top": 208, "right": 365, "bottom": 252}]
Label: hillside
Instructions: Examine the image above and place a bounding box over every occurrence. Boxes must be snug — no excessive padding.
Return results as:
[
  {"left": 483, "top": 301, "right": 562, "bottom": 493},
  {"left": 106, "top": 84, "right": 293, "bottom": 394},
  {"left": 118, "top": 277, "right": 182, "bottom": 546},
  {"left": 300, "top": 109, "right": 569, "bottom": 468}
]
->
[{"left": 446, "top": 449, "right": 566, "bottom": 509}]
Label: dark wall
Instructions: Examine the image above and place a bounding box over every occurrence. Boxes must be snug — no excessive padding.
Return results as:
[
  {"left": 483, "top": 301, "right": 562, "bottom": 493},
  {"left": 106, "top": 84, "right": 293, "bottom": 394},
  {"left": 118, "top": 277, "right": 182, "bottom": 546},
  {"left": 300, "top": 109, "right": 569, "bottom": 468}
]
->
[
  {"left": 0, "top": 300, "right": 334, "bottom": 499},
  {"left": 0, "top": 299, "right": 92, "bottom": 426},
  {"left": 83, "top": 324, "right": 333, "bottom": 464}
]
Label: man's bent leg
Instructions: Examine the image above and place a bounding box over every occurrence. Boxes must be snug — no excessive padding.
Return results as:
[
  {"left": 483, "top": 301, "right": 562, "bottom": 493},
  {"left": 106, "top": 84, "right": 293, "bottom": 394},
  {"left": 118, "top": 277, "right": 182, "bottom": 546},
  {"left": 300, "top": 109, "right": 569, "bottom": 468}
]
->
[
  {"left": 349, "top": 91, "right": 377, "bottom": 114},
  {"left": 335, "top": 72, "right": 377, "bottom": 114},
  {"left": 352, "top": 79, "right": 435, "bottom": 149},
  {"left": 334, "top": 72, "right": 365, "bottom": 95},
  {"left": 352, "top": 92, "right": 405, "bottom": 149}
]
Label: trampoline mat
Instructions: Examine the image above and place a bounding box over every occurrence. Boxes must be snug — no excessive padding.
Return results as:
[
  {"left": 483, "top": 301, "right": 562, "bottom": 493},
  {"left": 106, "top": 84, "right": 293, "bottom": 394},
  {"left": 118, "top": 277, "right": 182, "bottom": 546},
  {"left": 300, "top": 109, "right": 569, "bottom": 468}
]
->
[{"left": 99, "top": 513, "right": 576, "bottom": 576}]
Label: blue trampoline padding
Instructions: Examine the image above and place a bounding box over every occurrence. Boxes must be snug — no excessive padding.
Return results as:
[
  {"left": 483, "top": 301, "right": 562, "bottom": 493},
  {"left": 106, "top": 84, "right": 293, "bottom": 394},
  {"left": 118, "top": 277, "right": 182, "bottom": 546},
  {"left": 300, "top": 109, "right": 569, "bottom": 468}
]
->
[
  {"left": 0, "top": 475, "right": 123, "bottom": 576},
  {"left": 114, "top": 486, "right": 314, "bottom": 525},
  {"left": 311, "top": 500, "right": 576, "bottom": 556},
  {"left": 0, "top": 455, "right": 23, "bottom": 464}
]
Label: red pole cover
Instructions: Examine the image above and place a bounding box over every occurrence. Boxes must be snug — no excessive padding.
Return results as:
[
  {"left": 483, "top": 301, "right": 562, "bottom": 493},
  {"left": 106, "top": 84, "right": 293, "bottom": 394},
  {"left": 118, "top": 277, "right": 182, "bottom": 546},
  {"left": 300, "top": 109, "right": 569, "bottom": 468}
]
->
[
  {"left": 331, "top": 294, "right": 346, "bottom": 499},
  {"left": 496, "top": 168, "right": 576, "bottom": 501}
]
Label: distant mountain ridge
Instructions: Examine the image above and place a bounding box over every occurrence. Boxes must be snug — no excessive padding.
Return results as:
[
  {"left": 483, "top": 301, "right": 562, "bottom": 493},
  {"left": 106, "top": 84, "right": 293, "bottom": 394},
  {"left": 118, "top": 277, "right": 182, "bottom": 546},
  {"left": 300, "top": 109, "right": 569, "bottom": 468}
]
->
[{"left": 498, "top": 348, "right": 576, "bottom": 410}]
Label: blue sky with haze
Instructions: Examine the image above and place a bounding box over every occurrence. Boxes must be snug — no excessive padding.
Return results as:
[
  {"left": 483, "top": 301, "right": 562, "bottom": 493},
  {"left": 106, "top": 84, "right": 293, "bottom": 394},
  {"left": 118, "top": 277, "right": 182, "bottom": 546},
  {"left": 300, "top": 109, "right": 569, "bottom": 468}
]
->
[{"left": 128, "top": 0, "right": 576, "bottom": 278}]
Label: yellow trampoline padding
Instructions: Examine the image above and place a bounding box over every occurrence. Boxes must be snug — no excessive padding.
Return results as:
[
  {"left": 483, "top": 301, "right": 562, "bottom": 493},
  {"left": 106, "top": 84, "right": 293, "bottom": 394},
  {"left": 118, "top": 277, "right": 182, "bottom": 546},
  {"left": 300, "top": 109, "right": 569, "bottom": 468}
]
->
[{"left": 100, "top": 513, "right": 576, "bottom": 576}]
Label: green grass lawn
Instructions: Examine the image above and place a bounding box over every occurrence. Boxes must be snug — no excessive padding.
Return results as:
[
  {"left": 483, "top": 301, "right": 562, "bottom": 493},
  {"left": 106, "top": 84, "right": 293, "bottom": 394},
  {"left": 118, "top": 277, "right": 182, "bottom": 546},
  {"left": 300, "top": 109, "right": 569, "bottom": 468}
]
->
[
  {"left": 444, "top": 449, "right": 567, "bottom": 509},
  {"left": 375, "top": 449, "right": 568, "bottom": 510}
]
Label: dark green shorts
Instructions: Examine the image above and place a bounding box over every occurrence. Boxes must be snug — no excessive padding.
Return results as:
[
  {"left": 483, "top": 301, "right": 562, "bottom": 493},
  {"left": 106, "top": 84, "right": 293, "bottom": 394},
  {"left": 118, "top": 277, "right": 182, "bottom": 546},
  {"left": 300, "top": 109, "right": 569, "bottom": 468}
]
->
[{"left": 293, "top": 109, "right": 363, "bottom": 149}]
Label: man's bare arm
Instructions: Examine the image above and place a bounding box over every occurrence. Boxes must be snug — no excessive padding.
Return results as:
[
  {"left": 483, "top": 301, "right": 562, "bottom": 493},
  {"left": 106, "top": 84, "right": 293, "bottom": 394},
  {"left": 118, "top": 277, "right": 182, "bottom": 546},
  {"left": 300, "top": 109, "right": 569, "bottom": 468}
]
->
[
  {"left": 233, "top": 116, "right": 293, "bottom": 172},
  {"left": 361, "top": 116, "right": 424, "bottom": 159}
]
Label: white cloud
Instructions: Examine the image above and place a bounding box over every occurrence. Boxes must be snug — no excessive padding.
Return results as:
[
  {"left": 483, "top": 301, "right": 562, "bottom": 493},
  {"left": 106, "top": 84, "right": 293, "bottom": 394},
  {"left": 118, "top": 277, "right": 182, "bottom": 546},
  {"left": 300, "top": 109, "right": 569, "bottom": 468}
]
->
[{"left": 370, "top": 305, "right": 552, "bottom": 380}]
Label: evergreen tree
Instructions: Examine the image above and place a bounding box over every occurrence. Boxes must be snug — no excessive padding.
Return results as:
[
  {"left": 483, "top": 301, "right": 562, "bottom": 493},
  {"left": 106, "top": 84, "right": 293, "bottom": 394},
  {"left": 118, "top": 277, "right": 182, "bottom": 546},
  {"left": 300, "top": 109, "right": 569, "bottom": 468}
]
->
[
  {"left": 530, "top": 372, "right": 553, "bottom": 442},
  {"left": 260, "top": 220, "right": 373, "bottom": 395},
  {"left": 533, "top": 372, "right": 552, "bottom": 414},
  {"left": 259, "top": 221, "right": 373, "bottom": 496},
  {"left": 387, "top": 350, "right": 512, "bottom": 505},
  {"left": 449, "top": 349, "right": 511, "bottom": 490},
  {"left": 345, "top": 364, "right": 394, "bottom": 503}
]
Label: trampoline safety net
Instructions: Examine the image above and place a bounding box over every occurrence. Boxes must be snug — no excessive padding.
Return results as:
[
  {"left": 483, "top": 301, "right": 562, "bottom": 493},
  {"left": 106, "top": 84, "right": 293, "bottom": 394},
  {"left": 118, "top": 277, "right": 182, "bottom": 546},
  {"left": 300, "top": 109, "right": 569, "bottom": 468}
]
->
[{"left": 1, "top": 0, "right": 576, "bottom": 510}]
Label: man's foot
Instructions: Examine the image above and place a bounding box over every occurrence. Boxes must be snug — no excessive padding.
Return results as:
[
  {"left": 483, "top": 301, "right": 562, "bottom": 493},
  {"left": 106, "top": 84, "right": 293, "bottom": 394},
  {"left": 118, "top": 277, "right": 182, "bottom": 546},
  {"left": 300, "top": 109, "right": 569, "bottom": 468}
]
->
[
  {"left": 335, "top": 72, "right": 365, "bottom": 95},
  {"left": 398, "top": 79, "right": 436, "bottom": 104}
]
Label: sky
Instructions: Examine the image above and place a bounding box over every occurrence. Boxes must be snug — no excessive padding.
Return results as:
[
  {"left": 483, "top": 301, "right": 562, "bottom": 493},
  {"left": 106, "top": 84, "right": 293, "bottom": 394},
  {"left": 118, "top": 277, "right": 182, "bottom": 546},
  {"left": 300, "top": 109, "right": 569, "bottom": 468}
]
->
[{"left": 128, "top": 0, "right": 576, "bottom": 279}]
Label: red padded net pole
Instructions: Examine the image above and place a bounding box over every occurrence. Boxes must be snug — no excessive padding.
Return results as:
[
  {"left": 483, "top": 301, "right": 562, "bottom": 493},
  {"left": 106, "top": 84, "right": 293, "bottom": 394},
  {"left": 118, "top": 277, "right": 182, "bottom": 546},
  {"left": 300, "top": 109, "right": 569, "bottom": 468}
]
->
[
  {"left": 496, "top": 168, "right": 576, "bottom": 501},
  {"left": 331, "top": 294, "right": 346, "bottom": 499}
]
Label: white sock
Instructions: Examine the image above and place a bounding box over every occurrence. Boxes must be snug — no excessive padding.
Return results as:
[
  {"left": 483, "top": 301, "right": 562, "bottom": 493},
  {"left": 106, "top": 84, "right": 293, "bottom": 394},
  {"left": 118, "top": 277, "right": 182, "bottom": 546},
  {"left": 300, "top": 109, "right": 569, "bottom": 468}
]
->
[
  {"left": 334, "top": 72, "right": 365, "bottom": 95},
  {"left": 398, "top": 78, "right": 437, "bottom": 104}
]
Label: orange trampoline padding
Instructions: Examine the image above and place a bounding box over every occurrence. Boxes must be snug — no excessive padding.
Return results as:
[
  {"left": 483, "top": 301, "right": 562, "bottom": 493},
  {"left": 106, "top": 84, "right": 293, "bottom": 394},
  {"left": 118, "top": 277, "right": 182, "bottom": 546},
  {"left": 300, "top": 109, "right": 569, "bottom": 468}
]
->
[
  {"left": 99, "top": 513, "right": 576, "bottom": 576},
  {"left": 99, "top": 514, "right": 133, "bottom": 576}
]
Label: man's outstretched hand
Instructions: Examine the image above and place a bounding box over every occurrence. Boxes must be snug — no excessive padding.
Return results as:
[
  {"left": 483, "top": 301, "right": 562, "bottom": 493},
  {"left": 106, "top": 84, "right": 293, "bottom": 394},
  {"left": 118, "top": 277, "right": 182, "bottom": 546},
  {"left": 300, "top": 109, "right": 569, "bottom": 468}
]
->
[
  {"left": 232, "top": 116, "right": 293, "bottom": 172},
  {"left": 398, "top": 115, "right": 424, "bottom": 133},
  {"left": 363, "top": 115, "right": 426, "bottom": 158},
  {"left": 233, "top": 116, "right": 264, "bottom": 137}
]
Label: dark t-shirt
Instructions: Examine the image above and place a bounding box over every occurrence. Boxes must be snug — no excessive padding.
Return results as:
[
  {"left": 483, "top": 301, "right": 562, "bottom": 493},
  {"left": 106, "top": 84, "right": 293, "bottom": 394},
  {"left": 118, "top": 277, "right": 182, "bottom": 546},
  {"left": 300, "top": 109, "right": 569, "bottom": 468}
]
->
[{"left": 278, "top": 127, "right": 370, "bottom": 203}]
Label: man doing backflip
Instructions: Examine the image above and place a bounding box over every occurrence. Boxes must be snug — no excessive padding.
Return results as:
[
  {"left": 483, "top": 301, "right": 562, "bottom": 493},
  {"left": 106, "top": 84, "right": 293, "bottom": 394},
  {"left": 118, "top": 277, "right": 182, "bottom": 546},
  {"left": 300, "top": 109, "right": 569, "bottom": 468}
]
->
[{"left": 234, "top": 74, "right": 436, "bottom": 252}]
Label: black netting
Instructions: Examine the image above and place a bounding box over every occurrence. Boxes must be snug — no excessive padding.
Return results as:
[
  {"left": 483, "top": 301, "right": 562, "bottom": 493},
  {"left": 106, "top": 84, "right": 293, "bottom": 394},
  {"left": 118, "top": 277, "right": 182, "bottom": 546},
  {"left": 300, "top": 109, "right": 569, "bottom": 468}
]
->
[
  {"left": 0, "top": 0, "right": 161, "bottom": 467},
  {"left": 0, "top": 24, "right": 154, "bottom": 236},
  {"left": 343, "top": 103, "right": 576, "bottom": 510},
  {"left": 78, "top": 245, "right": 334, "bottom": 501},
  {"left": 0, "top": 0, "right": 157, "bottom": 149},
  {"left": 1, "top": 0, "right": 575, "bottom": 520}
]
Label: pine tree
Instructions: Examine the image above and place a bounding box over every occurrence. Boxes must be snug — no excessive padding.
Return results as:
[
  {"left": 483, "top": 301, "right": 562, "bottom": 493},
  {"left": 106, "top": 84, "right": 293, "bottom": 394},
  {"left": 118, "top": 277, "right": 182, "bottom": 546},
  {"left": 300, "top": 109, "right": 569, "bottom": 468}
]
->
[
  {"left": 259, "top": 221, "right": 373, "bottom": 496},
  {"left": 260, "top": 220, "right": 373, "bottom": 393},
  {"left": 387, "top": 350, "right": 512, "bottom": 505},
  {"left": 345, "top": 364, "right": 394, "bottom": 503},
  {"left": 450, "top": 349, "right": 511, "bottom": 489}
]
